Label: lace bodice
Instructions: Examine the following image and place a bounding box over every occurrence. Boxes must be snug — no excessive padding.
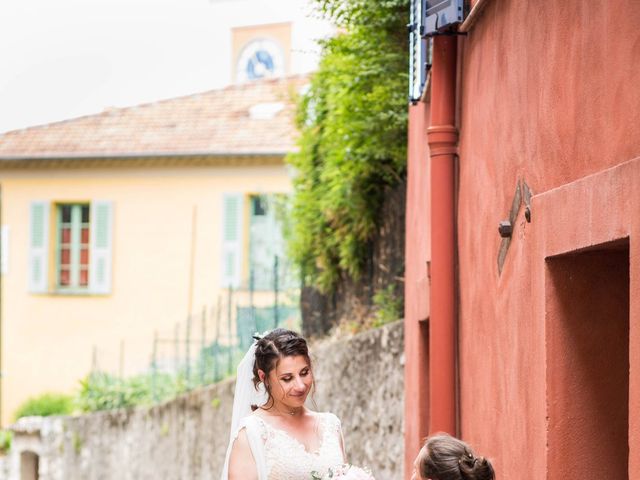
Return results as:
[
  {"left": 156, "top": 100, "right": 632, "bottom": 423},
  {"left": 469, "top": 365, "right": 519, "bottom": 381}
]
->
[{"left": 244, "top": 412, "right": 345, "bottom": 480}]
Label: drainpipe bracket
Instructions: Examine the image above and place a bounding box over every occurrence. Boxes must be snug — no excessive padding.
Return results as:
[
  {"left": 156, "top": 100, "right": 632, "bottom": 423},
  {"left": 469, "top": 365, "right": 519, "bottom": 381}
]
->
[
  {"left": 427, "top": 125, "right": 459, "bottom": 157},
  {"left": 427, "top": 125, "right": 458, "bottom": 141}
]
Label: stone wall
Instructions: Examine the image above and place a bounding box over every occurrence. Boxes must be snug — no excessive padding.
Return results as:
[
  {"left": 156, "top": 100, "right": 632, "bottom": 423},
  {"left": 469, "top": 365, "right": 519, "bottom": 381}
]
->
[
  {"left": 5, "top": 321, "right": 403, "bottom": 480},
  {"left": 0, "top": 454, "right": 9, "bottom": 479},
  {"left": 311, "top": 321, "right": 405, "bottom": 479}
]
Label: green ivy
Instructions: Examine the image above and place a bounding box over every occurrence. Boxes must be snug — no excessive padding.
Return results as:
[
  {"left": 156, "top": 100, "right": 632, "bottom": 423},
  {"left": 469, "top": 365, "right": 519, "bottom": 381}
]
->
[{"left": 286, "top": 0, "right": 409, "bottom": 292}]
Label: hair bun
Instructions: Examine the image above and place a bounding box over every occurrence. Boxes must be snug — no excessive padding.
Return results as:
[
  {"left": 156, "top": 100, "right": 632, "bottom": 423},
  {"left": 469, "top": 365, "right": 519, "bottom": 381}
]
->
[{"left": 459, "top": 453, "right": 495, "bottom": 480}]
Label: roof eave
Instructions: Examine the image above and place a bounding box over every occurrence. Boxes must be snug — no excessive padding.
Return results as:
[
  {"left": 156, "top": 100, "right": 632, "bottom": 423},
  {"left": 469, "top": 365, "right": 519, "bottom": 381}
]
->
[
  {"left": 0, "top": 150, "right": 298, "bottom": 169},
  {"left": 0, "top": 150, "right": 293, "bottom": 161}
]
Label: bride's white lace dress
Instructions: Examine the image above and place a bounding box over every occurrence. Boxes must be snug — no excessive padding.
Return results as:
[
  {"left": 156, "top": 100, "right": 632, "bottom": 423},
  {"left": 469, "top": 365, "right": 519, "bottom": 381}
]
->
[{"left": 226, "top": 412, "right": 345, "bottom": 480}]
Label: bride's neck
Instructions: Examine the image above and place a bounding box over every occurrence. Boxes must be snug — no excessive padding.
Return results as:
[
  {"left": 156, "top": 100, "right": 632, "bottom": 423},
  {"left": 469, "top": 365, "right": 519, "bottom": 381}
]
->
[{"left": 262, "top": 403, "right": 305, "bottom": 418}]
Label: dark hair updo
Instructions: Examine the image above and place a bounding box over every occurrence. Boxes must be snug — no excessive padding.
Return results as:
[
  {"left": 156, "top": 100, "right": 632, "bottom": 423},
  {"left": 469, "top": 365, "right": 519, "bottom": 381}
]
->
[
  {"left": 419, "top": 433, "right": 495, "bottom": 480},
  {"left": 251, "top": 328, "right": 311, "bottom": 409}
]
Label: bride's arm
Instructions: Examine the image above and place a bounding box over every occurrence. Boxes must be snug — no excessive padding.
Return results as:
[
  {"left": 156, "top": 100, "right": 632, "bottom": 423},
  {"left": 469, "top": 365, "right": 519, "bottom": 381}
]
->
[{"left": 228, "top": 429, "right": 259, "bottom": 480}]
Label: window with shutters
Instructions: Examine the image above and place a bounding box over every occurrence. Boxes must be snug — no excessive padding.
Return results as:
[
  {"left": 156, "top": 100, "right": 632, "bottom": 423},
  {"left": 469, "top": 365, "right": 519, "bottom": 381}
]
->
[
  {"left": 249, "top": 195, "right": 279, "bottom": 290},
  {"left": 220, "top": 193, "right": 295, "bottom": 291},
  {"left": 248, "top": 194, "right": 294, "bottom": 291},
  {"left": 29, "top": 200, "right": 113, "bottom": 295},
  {"left": 221, "top": 193, "right": 243, "bottom": 289},
  {"left": 56, "top": 204, "right": 91, "bottom": 290}
]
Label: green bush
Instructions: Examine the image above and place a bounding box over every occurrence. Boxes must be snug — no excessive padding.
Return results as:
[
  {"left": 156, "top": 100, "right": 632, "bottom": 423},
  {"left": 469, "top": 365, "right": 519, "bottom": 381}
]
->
[
  {"left": 75, "top": 342, "right": 250, "bottom": 413},
  {"left": 76, "top": 371, "right": 187, "bottom": 413},
  {"left": 0, "top": 429, "right": 12, "bottom": 454},
  {"left": 372, "top": 285, "right": 403, "bottom": 327},
  {"left": 13, "top": 392, "right": 74, "bottom": 421},
  {"left": 286, "top": 0, "right": 409, "bottom": 292}
]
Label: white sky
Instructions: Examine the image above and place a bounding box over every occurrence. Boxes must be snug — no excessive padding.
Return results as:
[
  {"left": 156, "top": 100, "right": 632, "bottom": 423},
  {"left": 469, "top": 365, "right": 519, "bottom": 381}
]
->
[{"left": 0, "top": 0, "right": 331, "bottom": 133}]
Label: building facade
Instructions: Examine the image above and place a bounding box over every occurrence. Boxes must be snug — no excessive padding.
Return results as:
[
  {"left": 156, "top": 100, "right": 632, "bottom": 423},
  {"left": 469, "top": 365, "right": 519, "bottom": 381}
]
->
[
  {"left": 405, "top": 1, "right": 640, "bottom": 478},
  {"left": 0, "top": 77, "right": 305, "bottom": 426}
]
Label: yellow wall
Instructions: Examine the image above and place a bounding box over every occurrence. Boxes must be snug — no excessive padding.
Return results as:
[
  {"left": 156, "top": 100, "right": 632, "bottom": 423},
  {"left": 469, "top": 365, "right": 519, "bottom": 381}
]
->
[{"left": 0, "top": 161, "right": 292, "bottom": 426}]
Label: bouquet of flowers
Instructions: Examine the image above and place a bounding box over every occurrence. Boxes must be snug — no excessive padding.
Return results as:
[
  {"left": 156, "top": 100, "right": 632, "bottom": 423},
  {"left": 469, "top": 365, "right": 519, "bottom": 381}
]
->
[{"left": 311, "top": 464, "right": 375, "bottom": 480}]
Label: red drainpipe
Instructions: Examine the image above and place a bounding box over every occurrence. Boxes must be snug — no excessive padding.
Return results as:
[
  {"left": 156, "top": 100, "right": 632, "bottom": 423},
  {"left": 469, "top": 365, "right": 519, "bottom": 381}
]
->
[{"left": 426, "top": 34, "right": 458, "bottom": 435}]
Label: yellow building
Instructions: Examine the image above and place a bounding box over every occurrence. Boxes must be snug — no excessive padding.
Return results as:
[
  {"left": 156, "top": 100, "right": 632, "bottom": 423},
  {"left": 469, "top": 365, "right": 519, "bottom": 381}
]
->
[{"left": 0, "top": 76, "right": 305, "bottom": 426}]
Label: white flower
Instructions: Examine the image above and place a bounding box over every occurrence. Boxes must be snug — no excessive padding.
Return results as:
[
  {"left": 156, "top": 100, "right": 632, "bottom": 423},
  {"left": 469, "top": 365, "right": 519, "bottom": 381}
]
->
[{"left": 311, "top": 464, "right": 375, "bottom": 480}]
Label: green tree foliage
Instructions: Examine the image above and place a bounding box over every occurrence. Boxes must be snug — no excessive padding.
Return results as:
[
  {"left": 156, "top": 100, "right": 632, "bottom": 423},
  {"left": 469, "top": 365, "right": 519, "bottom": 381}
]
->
[
  {"left": 287, "top": 0, "right": 409, "bottom": 291},
  {"left": 13, "top": 392, "right": 74, "bottom": 421}
]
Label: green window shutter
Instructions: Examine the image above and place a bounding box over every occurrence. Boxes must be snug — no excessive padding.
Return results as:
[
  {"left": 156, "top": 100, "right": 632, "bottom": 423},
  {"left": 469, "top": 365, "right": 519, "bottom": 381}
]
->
[
  {"left": 248, "top": 194, "right": 294, "bottom": 290},
  {"left": 28, "top": 201, "right": 50, "bottom": 293},
  {"left": 249, "top": 195, "right": 278, "bottom": 290},
  {"left": 89, "top": 201, "right": 113, "bottom": 294},
  {"left": 221, "top": 193, "right": 243, "bottom": 288}
]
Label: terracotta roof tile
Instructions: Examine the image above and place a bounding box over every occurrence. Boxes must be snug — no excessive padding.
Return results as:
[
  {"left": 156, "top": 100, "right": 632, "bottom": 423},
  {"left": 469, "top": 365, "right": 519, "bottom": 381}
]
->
[{"left": 0, "top": 76, "right": 306, "bottom": 160}]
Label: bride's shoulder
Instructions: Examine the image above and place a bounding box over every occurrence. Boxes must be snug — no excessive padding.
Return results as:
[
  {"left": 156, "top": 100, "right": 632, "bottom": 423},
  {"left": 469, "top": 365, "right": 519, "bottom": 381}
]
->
[
  {"left": 240, "top": 412, "right": 267, "bottom": 431},
  {"left": 314, "top": 411, "right": 342, "bottom": 427},
  {"left": 247, "top": 410, "right": 268, "bottom": 423}
]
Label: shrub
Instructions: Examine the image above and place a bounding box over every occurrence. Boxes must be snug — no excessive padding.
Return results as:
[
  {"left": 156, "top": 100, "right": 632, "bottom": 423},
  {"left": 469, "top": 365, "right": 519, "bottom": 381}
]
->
[
  {"left": 76, "top": 371, "right": 186, "bottom": 412},
  {"left": 0, "top": 430, "right": 12, "bottom": 454},
  {"left": 372, "top": 284, "right": 403, "bottom": 327},
  {"left": 13, "top": 392, "right": 74, "bottom": 421}
]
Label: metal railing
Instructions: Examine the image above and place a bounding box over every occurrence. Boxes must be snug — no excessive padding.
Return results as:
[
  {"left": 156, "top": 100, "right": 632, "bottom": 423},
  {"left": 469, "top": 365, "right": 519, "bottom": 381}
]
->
[{"left": 89, "top": 256, "right": 301, "bottom": 404}]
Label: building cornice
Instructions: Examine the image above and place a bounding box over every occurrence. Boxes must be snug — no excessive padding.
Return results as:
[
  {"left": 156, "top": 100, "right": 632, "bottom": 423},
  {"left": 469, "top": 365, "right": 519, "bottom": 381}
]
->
[{"left": 0, "top": 151, "right": 291, "bottom": 170}]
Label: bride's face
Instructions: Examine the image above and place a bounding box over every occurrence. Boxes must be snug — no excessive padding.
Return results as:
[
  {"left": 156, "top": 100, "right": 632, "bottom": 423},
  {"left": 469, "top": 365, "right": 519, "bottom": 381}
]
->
[{"left": 268, "top": 354, "right": 313, "bottom": 408}]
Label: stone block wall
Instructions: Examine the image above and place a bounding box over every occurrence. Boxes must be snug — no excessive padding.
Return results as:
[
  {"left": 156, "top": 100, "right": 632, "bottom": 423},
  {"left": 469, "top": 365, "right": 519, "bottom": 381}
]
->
[
  {"left": 312, "top": 321, "right": 405, "bottom": 479},
  {"left": 0, "top": 454, "right": 8, "bottom": 478},
  {"left": 6, "top": 321, "right": 403, "bottom": 480}
]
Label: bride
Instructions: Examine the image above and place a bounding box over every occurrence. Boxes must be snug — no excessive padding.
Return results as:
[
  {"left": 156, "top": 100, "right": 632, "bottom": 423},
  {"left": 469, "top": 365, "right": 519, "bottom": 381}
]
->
[{"left": 221, "top": 328, "right": 346, "bottom": 480}]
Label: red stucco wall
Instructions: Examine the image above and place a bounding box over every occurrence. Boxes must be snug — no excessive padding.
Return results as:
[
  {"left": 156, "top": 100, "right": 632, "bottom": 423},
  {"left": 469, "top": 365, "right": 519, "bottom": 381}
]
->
[
  {"left": 406, "top": 0, "right": 640, "bottom": 478},
  {"left": 455, "top": 1, "right": 640, "bottom": 477},
  {"left": 404, "top": 101, "right": 431, "bottom": 477},
  {"left": 546, "top": 247, "right": 629, "bottom": 479},
  {"left": 405, "top": 102, "right": 431, "bottom": 325},
  {"left": 532, "top": 161, "right": 640, "bottom": 479}
]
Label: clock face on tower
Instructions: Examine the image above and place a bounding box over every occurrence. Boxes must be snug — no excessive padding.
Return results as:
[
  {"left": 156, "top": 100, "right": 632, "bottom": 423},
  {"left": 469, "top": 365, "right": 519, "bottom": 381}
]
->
[{"left": 236, "top": 39, "right": 285, "bottom": 83}]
